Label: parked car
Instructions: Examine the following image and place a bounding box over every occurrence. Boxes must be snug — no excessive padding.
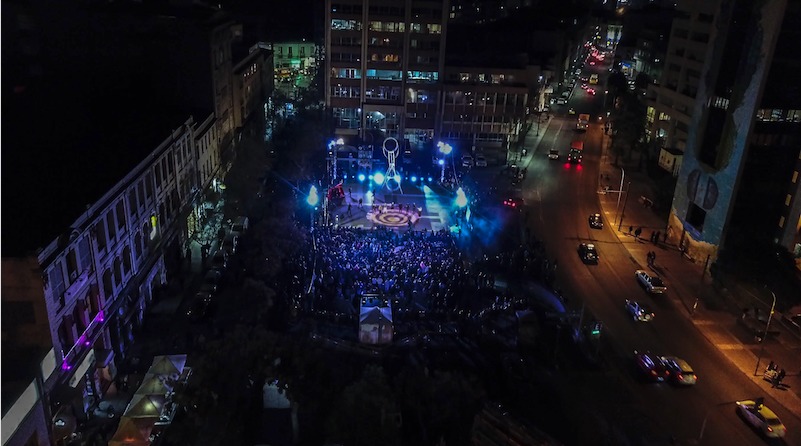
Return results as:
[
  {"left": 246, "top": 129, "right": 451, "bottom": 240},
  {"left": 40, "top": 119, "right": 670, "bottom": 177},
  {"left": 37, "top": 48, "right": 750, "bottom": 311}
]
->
[
  {"left": 503, "top": 196, "right": 524, "bottom": 209},
  {"left": 231, "top": 216, "right": 249, "bottom": 235},
  {"left": 588, "top": 213, "right": 604, "bottom": 229},
  {"left": 635, "top": 270, "right": 667, "bottom": 294},
  {"left": 211, "top": 250, "right": 228, "bottom": 271},
  {"left": 634, "top": 350, "right": 668, "bottom": 382},
  {"left": 735, "top": 399, "right": 786, "bottom": 438},
  {"left": 660, "top": 356, "right": 697, "bottom": 385},
  {"left": 461, "top": 155, "right": 474, "bottom": 168},
  {"left": 222, "top": 233, "right": 239, "bottom": 255},
  {"left": 187, "top": 293, "right": 214, "bottom": 322},
  {"left": 202, "top": 270, "right": 222, "bottom": 294},
  {"left": 578, "top": 243, "right": 599, "bottom": 264},
  {"left": 474, "top": 155, "right": 488, "bottom": 167},
  {"left": 625, "top": 299, "right": 654, "bottom": 322}
]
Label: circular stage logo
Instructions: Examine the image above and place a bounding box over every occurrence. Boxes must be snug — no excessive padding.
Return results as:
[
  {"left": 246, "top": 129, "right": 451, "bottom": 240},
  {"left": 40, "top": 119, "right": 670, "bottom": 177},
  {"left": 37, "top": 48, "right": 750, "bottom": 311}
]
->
[{"left": 368, "top": 208, "right": 415, "bottom": 227}]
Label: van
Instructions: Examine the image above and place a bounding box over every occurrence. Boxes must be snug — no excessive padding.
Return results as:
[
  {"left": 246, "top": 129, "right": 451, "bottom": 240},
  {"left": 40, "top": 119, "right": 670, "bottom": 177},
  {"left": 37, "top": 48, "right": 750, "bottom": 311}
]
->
[{"left": 231, "top": 216, "right": 249, "bottom": 234}]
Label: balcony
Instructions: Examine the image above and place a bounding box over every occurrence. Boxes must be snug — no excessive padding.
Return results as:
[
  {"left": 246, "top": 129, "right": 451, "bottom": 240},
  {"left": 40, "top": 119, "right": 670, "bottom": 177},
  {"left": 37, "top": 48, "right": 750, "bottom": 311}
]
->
[
  {"left": 63, "top": 268, "right": 92, "bottom": 304},
  {"left": 60, "top": 310, "right": 106, "bottom": 373}
]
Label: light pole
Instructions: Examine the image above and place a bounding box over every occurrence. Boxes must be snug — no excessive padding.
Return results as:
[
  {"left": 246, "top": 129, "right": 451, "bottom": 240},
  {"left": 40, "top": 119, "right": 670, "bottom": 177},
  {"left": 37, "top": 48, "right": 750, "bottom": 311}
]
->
[
  {"left": 617, "top": 181, "right": 631, "bottom": 231},
  {"left": 306, "top": 185, "right": 319, "bottom": 231},
  {"left": 753, "top": 287, "right": 777, "bottom": 375},
  {"left": 614, "top": 166, "right": 625, "bottom": 221},
  {"left": 437, "top": 141, "right": 452, "bottom": 184}
]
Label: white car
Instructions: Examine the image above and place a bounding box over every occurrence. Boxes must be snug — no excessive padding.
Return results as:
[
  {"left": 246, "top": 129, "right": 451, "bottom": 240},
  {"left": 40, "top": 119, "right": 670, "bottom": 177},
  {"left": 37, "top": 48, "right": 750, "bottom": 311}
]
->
[
  {"left": 624, "top": 299, "right": 654, "bottom": 322},
  {"left": 660, "top": 356, "right": 697, "bottom": 386},
  {"left": 461, "top": 155, "right": 474, "bottom": 168},
  {"left": 474, "top": 155, "right": 487, "bottom": 167},
  {"left": 635, "top": 270, "right": 667, "bottom": 294},
  {"left": 735, "top": 399, "right": 786, "bottom": 438}
]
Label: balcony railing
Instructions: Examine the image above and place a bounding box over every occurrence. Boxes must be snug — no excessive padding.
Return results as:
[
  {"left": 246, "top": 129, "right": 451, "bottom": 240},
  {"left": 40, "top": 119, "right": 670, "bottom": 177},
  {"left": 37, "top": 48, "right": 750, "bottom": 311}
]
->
[{"left": 60, "top": 310, "right": 106, "bottom": 372}]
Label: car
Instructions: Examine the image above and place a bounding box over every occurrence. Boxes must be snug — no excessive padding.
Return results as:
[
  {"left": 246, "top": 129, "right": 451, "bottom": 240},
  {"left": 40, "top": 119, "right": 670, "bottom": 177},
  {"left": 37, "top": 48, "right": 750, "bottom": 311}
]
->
[
  {"left": 660, "top": 356, "right": 697, "bottom": 385},
  {"left": 635, "top": 270, "right": 667, "bottom": 294},
  {"left": 474, "top": 155, "right": 488, "bottom": 167},
  {"left": 231, "top": 216, "right": 249, "bottom": 235},
  {"left": 587, "top": 88, "right": 596, "bottom": 95},
  {"left": 211, "top": 250, "right": 228, "bottom": 271},
  {"left": 581, "top": 83, "right": 589, "bottom": 90},
  {"left": 568, "top": 107, "right": 576, "bottom": 115},
  {"left": 222, "top": 233, "right": 239, "bottom": 255},
  {"left": 588, "top": 213, "right": 604, "bottom": 229},
  {"left": 625, "top": 299, "right": 654, "bottom": 322},
  {"left": 556, "top": 97, "right": 567, "bottom": 105},
  {"left": 187, "top": 294, "right": 213, "bottom": 321},
  {"left": 634, "top": 350, "right": 668, "bottom": 382},
  {"left": 503, "top": 196, "right": 524, "bottom": 209},
  {"left": 461, "top": 154, "right": 474, "bottom": 168},
  {"left": 578, "top": 243, "right": 599, "bottom": 264},
  {"left": 735, "top": 399, "right": 786, "bottom": 438},
  {"left": 202, "top": 270, "right": 222, "bottom": 294},
  {"left": 548, "top": 149, "right": 560, "bottom": 160}
]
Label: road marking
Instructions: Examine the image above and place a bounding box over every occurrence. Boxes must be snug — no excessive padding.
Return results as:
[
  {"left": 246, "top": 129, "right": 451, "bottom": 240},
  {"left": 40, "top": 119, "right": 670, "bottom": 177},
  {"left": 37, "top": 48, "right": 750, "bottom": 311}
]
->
[{"left": 716, "top": 344, "right": 745, "bottom": 350}]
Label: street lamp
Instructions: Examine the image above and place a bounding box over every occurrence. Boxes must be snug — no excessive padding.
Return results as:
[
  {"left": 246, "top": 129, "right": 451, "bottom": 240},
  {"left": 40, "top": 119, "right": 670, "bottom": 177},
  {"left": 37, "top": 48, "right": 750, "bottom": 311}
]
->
[
  {"left": 437, "top": 141, "right": 452, "bottom": 184},
  {"left": 613, "top": 166, "right": 625, "bottom": 223},
  {"left": 307, "top": 185, "right": 319, "bottom": 231},
  {"left": 754, "top": 287, "right": 778, "bottom": 375}
]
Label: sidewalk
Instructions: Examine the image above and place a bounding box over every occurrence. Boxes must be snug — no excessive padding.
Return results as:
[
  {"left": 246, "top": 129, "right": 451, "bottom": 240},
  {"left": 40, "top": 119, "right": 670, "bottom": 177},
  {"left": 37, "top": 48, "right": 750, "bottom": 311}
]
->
[{"left": 596, "top": 140, "right": 801, "bottom": 420}]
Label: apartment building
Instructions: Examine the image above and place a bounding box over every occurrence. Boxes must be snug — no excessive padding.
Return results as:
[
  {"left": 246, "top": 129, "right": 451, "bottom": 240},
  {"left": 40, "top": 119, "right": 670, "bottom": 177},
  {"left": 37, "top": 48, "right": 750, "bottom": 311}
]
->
[
  {"left": 440, "top": 66, "right": 535, "bottom": 163},
  {"left": 325, "top": 0, "right": 449, "bottom": 146},
  {"left": 646, "top": 0, "right": 718, "bottom": 175},
  {"left": 668, "top": 0, "right": 801, "bottom": 268}
]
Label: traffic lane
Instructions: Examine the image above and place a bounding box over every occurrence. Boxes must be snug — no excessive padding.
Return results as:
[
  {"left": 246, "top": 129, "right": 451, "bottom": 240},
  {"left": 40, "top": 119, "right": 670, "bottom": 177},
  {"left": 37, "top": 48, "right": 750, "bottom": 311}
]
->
[{"left": 527, "top": 112, "right": 785, "bottom": 444}]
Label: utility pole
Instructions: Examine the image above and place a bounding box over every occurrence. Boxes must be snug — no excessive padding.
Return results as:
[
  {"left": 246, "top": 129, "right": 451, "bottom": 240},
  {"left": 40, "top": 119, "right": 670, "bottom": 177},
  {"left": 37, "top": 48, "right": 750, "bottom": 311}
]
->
[{"left": 617, "top": 181, "right": 631, "bottom": 231}]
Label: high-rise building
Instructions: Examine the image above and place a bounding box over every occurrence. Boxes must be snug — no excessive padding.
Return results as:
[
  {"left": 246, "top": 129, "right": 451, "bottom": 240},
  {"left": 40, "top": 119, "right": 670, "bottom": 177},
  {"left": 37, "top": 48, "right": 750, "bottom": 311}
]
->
[
  {"left": 646, "top": 0, "right": 718, "bottom": 176},
  {"left": 667, "top": 0, "right": 801, "bottom": 269},
  {"left": 324, "top": 0, "right": 449, "bottom": 147}
]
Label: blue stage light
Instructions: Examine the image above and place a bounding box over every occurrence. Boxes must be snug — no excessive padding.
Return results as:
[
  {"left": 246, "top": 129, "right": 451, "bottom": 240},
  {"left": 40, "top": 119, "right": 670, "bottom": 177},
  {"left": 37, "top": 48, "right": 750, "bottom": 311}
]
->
[
  {"left": 358, "top": 173, "right": 366, "bottom": 182},
  {"left": 374, "top": 172, "right": 385, "bottom": 185},
  {"left": 411, "top": 176, "right": 418, "bottom": 183}
]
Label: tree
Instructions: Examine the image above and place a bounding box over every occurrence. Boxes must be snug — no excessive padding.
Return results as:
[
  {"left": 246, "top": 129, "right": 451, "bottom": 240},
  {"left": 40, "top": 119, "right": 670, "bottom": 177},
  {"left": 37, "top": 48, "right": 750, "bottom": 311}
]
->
[{"left": 325, "top": 364, "right": 401, "bottom": 446}]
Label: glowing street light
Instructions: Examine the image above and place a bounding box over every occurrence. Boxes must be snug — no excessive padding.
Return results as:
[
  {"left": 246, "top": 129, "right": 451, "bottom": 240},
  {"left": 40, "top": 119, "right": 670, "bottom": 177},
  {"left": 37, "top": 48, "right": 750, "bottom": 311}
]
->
[
  {"left": 307, "top": 185, "right": 319, "bottom": 207},
  {"left": 437, "top": 141, "right": 453, "bottom": 184},
  {"left": 455, "top": 187, "right": 468, "bottom": 208}
]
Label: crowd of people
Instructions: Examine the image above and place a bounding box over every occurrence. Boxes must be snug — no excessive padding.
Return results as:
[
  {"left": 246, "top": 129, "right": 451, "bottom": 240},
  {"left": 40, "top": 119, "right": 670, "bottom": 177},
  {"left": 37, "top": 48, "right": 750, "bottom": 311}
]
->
[{"left": 307, "top": 226, "right": 469, "bottom": 319}]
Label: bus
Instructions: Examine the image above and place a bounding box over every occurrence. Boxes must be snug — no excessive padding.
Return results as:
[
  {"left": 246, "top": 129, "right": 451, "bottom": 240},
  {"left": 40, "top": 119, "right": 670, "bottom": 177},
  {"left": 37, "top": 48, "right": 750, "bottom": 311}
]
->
[{"left": 568, "top": 140, "right": 584, "bottom": 163}]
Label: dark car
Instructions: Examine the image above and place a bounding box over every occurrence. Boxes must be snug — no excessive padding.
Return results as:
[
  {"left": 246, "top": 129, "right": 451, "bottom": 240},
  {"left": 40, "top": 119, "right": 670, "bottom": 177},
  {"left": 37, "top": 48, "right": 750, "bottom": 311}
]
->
[
  {"left": 578, "top": 243, "right": 599, "bottom": 264},
  {"left": 186, "top": 294, "right": 213, "bottom": 321},
  {"left": 503, "top": 196, "right": 524, "bottom": 209},
  {"left": 588, "top": 213, "right": 604, "bottom": 229},
  {"left": 634, "top": 350, "right": 668, "bottom": 382},
  {"left": 625, "top": 299, "right": 654, "bottom": 322},
  {"left": 660, "top": 356, "right": 697, "bottom": 385}
]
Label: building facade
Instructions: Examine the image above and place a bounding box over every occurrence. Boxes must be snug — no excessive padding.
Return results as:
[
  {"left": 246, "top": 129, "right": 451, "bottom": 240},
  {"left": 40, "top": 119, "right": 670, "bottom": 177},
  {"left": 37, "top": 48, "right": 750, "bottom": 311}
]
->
[
  {"left": 646, "top": 0, "right": 718, "bottom": 175},
  {"left": 440, "top": 65, "right": 535, "bottom": 163},
  {"left": 667, "top": 0, "right": 801, "bottom": 268},
  {"left": 325, "top": 0, "right": 449, "bottom": 147}
]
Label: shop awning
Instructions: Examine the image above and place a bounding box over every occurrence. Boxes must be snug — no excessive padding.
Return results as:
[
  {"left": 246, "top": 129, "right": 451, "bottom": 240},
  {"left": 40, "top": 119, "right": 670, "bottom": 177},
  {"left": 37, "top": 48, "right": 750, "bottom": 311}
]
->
[
  {"left": 134, "top": 375, "right": 173, "bottom": 396},
  {"left": 109, "top": 417, "right": 153, "bottom": 445},
  {"left": 147, "top": 355, "right": 186, "bottom": 377},
  {"left": 123, "top": 394, "right": 166, "bottom": 419}
]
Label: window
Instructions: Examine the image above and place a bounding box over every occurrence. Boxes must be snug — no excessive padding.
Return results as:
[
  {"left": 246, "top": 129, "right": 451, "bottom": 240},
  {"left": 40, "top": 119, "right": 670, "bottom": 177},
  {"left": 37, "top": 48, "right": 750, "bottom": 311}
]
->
[
  {"left": 106, "top": 212, "right": 116, "bottom": 241},
  {"left": 95, "top": 223, "right": 107, "bottom": 251},
  {"left": 116, "top": 201, "right": 126, "bottom": 229},
  {"left": 78, "top": 237, "right": 91, "bottom": 272},
  {"left": 102, "top": 269, "right": 113, "bottom": 298},
  {"left": 48, "top": 264, "right": 66, "bottom": 303},
  {"left": 331, "top": 19, "right": 361, "bottom": 31},
  {"left": 137, "top": 182, "right": 145, "bottom": 206},
  {"left": 155, "top": 165, "right": 163, "bottom": 189},
  {"left": 128, "top": 190, "right": 138, "bottom": 217},
  {"left": 123, "top": 246, "right": 132, "bottom": 274},
  {"left": 145, "top": 174, "right": 153, "bottom": 198},
  {"left": 67, "top": 249, "right": 79, "bottom": 281}
]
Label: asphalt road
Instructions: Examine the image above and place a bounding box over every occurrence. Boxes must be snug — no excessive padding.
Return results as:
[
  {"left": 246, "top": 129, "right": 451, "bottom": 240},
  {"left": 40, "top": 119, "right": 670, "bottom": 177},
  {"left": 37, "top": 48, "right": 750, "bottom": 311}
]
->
[{"left": 504, "top": 59, "right": 798, "bottom": 444}]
